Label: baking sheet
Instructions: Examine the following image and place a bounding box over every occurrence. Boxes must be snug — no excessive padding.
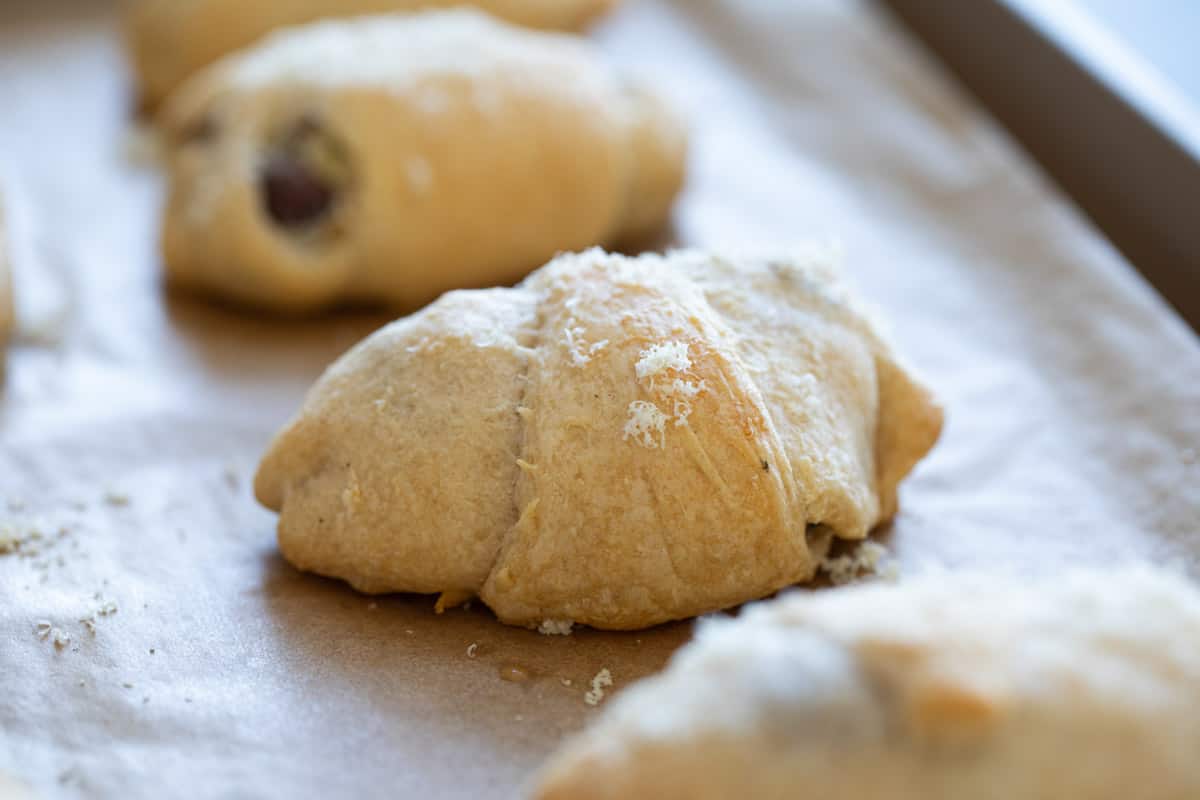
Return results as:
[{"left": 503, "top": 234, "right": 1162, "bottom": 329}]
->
[{"left": 1, "top": 1, "right": 1198, "bottom": 798}]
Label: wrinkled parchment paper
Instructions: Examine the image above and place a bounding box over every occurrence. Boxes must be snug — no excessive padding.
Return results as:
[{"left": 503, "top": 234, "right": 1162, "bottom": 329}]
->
[{"left": 1, "top": 1, "right": 1197, "bottom": 797}]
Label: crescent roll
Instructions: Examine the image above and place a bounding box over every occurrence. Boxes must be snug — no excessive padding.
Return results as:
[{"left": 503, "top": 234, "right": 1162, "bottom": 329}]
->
[
  {"left": 158, "top": 11, "right": 686, "bottom": 313},
  {"left": 255, "top": 248, "right": 943, "bottom": 630}
]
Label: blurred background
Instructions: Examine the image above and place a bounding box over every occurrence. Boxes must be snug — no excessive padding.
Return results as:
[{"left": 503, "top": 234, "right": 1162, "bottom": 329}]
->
[
  {"left": 886, "top": 0, "right": 1200, "bottom": 329},
  {"left": 1076, "top": 0, "right": 1200, "bottom": 103}
]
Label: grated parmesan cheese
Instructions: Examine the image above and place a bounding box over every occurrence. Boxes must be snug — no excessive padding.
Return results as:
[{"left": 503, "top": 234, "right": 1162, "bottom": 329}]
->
[
  {"left": 537, "top": 619, "right": 574, "bottom": 636},
  {"left": 663, "top": 377, "right": 703, "bottom": 398},
  {"left": 584, "top": 668, "right": 613, "bottom": 706},
  {"left": 563, "top": 318, "right": 608, "bottom": 367},
  {"left": 630, "top": 342, "right": 706, "bottom": 430},
  {"left": 635, "top": 341, "right": 691, "bottom": 382},
  {"left": 661, "top": 377, "right": 705, "bottom": 427},
  {"left": 623, "top": 401, "right": 667, "bottom": 449},
  {"left": 670, "top": 400, "right": 693, "bottom": 427}
]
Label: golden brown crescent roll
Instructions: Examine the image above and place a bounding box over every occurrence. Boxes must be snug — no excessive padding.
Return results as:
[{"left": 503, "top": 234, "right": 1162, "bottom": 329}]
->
[
  {"left": 532, "top": 568, "right": 1200, "bottom": 800},
  {"left": 254, "top": 248, "right": 942, "bottom": 630},
  {"left": 126, "top": 0, "right": 621, "bottom": 110},
  {"left": 157, "top": 11, "right": 686, "bottom": 314}
]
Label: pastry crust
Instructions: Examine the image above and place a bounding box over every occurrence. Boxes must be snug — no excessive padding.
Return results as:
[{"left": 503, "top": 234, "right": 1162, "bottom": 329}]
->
[
  {"left": 157, "top": 11, "right": 686, "bottom": 314},
  {"left": 126, "top": 0, "right": 621, "bottom": 110},
  {"left": 254, "top": 248, "right": 942, "bottom": 630},
  {"left": 532, "top": 568, "right": 1200, "bottom": 799}
]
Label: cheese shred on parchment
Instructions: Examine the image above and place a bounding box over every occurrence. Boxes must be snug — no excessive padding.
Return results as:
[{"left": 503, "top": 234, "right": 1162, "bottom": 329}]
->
[{"left": 584, "top": 668, "right": 613, "bottom": 706}]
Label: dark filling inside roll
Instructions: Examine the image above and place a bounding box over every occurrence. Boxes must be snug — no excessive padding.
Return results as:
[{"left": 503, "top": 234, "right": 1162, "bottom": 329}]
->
[
  {"left": 261, "top": 155, "right": 335, "bottom": 228},
  {"left": 259, "top": 115, "right": 352, "bottom": 233}
]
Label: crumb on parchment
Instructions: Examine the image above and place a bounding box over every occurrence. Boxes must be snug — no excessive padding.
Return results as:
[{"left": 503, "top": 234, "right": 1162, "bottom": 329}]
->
[
  {"left": 537, "top": 619, "right": 574, "bottom": 636},
  {"left": 35, "top": 621, "right": 71, "bottom": 649},
  {"left": 820, "top": 541, "right": 894, "bottom": 586},
  {"left": 584, "top": 668, "right": 613, "bottom": 706}
]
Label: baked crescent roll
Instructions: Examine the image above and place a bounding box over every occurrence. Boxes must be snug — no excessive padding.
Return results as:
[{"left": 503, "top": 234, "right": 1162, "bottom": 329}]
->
[
  {"left": 254, "top": 248, "right": 942, "bottom": 630},
  {"left": 127, "top": 0, "right": 621, "bottom": 110},
  {"left": 158, "top": 10, "right": 686, "bottom": 313},
  {"left": 533, "top": 568, "right": 1200, "bottom": 799}
]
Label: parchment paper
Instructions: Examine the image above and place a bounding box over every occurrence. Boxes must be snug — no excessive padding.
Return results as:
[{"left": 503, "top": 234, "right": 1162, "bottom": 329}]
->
[{"left": 1, "top": 1, "right": 1197, "bottom": 798}]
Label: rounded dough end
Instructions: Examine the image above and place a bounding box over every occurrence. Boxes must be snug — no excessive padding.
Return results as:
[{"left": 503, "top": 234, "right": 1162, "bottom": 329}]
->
[
  {"left": 255, "top": 286, "right": 539, "bottom": 594},
  {"left": 612, "top": 83, "right": 688, "bottom": 243}
]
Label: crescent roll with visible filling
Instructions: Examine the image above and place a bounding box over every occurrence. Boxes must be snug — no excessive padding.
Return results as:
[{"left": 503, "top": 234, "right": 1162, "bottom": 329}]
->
[
  {"left": 255, "top": 248, "right": 943, "bottom": 629},
  {"left": 157, "top": 11, "right": 686, "bottom": 313}
]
